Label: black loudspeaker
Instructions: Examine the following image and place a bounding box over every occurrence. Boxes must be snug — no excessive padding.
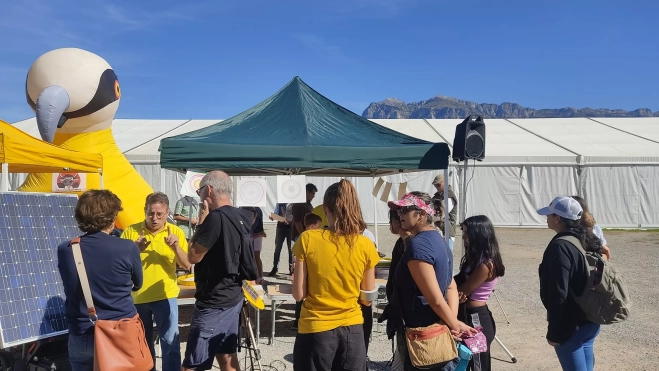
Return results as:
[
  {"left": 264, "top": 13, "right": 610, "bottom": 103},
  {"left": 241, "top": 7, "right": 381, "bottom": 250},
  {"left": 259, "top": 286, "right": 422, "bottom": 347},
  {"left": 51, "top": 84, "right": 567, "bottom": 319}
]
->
[{"left": 452, "top": 115, "right": 486, "bottom": 162}]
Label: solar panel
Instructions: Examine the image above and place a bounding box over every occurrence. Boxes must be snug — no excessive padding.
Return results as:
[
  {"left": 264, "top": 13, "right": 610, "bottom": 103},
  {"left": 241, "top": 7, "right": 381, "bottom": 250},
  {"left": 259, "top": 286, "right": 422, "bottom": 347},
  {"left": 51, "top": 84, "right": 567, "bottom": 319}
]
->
[{"left": 0, "top": 192, "right": 80, "bottom": 348}]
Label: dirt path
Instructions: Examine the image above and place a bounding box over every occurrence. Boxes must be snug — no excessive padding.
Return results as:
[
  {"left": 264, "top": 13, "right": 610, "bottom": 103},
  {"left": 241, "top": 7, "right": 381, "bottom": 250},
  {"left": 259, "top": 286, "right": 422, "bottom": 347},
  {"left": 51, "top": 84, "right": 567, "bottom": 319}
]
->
[{"left": 169, "top": 226, "right": 658, "bottom": 370}]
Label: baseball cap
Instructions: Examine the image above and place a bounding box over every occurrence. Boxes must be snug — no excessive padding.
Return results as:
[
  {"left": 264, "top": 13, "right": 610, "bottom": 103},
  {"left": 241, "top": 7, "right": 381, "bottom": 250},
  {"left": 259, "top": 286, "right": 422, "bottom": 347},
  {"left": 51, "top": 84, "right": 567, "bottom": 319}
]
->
[
  {"left": 432, "top": 174, "right": 444, "bottom": 185},
  {"left": 537, "top": 196, "right": 583, "bottom": 220}
]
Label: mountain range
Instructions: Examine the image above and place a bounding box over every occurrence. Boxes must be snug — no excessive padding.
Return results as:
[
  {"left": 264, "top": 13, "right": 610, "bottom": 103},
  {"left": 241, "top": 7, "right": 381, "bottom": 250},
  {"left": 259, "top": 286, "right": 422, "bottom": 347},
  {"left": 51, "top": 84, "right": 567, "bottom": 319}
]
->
[{"left": 361, "top": 96, "right": 659, "bottom": 119}]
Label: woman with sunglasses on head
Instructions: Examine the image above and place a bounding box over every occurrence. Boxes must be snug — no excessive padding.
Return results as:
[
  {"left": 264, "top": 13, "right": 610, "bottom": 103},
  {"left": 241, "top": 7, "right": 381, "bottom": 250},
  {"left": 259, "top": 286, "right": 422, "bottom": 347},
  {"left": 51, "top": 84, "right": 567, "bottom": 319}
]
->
[
  {"left": 455, "top": 215, "right": 505, "bottom": 371},
  {"left": 385, "top": 210, "right": 411, "bottom": 301},
  {"left": 291, "top": 179, "right": 380, "bottom": 371},
  {"left": 378, "top": 210, "right": 412, "bottom": 352},
  {"left": 538, "top": 196, "right": 603, "bottom": 371},
  {"left": 388, "top": 192, "right": 475, "bottom": 370}
]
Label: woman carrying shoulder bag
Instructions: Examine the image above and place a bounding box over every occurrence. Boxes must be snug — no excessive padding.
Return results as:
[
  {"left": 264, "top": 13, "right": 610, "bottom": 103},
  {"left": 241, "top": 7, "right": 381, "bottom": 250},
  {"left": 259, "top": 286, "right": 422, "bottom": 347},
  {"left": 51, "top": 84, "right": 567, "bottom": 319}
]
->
[
  {"left": 388, "top": 192, "right": 476, "bottom": 371},
  {"left": 57, "top": 190, "right": 150, "bottom": 371}
]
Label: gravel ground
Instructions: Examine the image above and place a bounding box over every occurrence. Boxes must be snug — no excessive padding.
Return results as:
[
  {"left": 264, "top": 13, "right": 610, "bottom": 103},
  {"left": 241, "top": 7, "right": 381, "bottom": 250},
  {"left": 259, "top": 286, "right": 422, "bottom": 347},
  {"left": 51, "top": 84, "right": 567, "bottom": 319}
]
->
[{"left": 160, "top": 225, "right": 659, "bottom": 371}]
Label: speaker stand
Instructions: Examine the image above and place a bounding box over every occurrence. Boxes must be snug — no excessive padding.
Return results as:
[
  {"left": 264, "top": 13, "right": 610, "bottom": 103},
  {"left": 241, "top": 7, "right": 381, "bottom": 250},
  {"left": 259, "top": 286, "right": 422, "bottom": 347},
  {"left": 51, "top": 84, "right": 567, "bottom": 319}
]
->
[
  {"left": 459, "top": 160, "right": 469, "bottom": 257},
  {"left": 492, "top": 290, "right": 517, "bottom": 363}
]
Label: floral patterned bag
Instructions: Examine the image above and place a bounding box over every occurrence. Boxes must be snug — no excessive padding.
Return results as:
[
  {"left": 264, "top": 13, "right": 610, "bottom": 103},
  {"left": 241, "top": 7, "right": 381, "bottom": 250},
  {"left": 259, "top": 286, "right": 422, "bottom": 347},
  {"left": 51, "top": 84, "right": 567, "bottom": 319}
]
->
[{"left": 461, "top": 326, "right": 488, "bottom": 354}]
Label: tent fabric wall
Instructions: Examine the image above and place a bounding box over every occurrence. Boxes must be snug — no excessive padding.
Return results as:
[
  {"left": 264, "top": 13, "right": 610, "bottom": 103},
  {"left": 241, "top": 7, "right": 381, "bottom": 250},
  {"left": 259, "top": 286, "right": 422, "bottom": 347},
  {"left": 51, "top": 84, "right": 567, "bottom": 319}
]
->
[
  {"left": 31, "top": 162, "right": 652, "bottom": 228},
  {"left": 638, "top": 166, "right": 659, "bottom": 227},
  {"left": 10, "top": 117, "right": 659, "bottom": 228},
  {"left": 115, "top": 165, "right": 459, "bottom": 228},
  {"left": 582, "top": 166, "right": 659, "bottom": 228},
  {"left": 461, "top": 166, "right": 522, "bottom": 226},
  {"left": 520, "top": 166, "right": 579, "bottom": 226}
]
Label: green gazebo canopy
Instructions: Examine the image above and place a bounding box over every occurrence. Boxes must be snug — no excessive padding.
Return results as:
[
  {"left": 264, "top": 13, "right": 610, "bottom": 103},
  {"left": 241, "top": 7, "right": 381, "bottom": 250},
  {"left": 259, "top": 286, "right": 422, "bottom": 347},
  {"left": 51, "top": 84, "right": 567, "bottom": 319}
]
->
[{"left": 159, "top": 77, "right": 449, "bottom": 176}]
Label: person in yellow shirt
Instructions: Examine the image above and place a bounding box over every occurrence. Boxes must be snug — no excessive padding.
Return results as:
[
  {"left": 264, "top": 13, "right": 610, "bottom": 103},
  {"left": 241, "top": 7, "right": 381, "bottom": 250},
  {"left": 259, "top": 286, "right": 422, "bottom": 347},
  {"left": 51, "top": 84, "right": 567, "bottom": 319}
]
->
[
  {"left": 311, "top": 204, "right": 329, "bottom": 229},
  {"left": 121, "top": 192, "right": 191, "bottom": 371},
  {"left": 292, "top": 179, "right": 380, "bottom": 371}
]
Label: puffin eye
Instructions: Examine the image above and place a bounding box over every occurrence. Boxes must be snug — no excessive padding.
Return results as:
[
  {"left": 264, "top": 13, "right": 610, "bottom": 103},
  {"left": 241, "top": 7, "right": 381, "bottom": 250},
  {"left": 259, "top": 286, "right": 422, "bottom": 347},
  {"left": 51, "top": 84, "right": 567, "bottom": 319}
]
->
[
  {"left": 114, "top": 80, "right": 121, "bottom": 99},
  {"left": 64, "top": 69, "right": 120, "bottom": 119}
]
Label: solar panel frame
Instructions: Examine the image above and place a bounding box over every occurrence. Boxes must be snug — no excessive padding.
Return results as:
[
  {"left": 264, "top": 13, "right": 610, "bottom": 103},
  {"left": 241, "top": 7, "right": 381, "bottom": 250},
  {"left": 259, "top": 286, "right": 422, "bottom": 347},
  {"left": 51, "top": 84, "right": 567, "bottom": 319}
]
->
[{"left": 0, "top": 192, "right": 80, "bottom": 349}]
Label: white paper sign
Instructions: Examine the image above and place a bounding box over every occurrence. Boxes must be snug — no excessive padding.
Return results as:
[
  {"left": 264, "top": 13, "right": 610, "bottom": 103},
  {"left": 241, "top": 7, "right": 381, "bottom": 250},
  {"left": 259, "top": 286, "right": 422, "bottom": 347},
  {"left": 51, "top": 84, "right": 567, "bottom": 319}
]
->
[
  {"left": 276, "top": 175, "right": 306, "bottom": 204},
  {"left": 52, "top": 173, "right": 86, "bottom": 192},
  {"left": 180, "top": 171, "right": 206, "bottom": 198},
  {"left": 237, "top": 178, "right": 267, "bottom": 207}
]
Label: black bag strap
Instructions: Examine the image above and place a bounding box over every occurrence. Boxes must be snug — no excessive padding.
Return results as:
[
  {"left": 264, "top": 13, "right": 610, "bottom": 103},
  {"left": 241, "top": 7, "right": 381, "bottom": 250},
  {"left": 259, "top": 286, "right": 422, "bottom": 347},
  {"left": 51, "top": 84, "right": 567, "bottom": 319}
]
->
[{"left": 218, "top": 207, "right": 251, "bottom": 237}]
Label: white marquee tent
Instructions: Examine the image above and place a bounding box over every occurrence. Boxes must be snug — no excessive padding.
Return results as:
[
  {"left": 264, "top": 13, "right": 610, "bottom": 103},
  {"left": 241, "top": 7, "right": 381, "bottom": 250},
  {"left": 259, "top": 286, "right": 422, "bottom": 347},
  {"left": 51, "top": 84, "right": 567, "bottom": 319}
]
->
[{"left": 10, "top": 117, "right": 659, "bottom": 228}]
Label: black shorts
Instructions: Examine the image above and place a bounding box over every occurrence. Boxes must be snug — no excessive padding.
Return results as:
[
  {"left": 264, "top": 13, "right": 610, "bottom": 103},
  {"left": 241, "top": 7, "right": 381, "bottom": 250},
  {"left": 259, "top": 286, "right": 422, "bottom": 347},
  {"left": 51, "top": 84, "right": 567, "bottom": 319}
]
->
[
  {"left": 293, "top": 324, "right": 367, "bottom": 371},
  {"left": 182, "top": 300, "right": 242, "bottom": 370}
]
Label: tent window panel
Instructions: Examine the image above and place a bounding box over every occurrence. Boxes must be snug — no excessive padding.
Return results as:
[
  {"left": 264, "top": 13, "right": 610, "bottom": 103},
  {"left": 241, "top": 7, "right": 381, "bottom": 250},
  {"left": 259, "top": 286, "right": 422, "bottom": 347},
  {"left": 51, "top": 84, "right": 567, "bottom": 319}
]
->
[
  {"left": 462, "top": 166, "right": 520, "bottom": 226},
  {"left": 520, "top": 166, "right": 579, "bottom": 226},
  {"left": 582, "top": 166, "right": 639, "bottom": 228},
  {"left": 637, "top": 166, "right": 659, "bottom": 228}
]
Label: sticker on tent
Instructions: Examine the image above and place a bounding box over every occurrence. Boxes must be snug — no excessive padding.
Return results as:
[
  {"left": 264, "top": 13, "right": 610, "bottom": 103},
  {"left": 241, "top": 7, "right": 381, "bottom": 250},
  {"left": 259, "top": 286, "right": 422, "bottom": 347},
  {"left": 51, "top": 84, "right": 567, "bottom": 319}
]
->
[{"left": 52, "top": 173, "right": 86, "bottom": 192}]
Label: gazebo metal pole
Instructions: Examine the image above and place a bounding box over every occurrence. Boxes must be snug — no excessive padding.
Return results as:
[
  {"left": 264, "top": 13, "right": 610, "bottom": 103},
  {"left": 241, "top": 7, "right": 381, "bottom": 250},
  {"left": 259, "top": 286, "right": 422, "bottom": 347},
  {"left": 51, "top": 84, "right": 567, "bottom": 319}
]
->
[
  {"left": 1, "top": 163, "right": 9, "bottom": 192},
  {"left": 443, "top": 167, "right": 450, "bottom": 246},
  {"left": 372, "top": 176, "right": 378, "bottom": 247}
]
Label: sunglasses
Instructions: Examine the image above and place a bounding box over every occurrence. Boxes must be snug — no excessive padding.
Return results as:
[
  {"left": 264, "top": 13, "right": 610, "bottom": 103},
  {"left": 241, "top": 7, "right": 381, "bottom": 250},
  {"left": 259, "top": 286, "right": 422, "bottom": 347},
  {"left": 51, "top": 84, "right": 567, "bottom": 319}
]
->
[
  {"left": 397, "top": 206, "right": 420, "bottom": 216},
  {"left": 196, "top": 184, "right": 210, "bottom": 196}
]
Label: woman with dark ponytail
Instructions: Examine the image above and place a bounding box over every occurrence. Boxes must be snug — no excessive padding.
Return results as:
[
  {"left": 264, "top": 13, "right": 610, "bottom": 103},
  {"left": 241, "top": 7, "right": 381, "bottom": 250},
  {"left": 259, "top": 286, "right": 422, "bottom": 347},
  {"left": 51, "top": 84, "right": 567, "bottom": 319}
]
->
[
  {"left": 291, "top": 179, "right": 380, "bottom": 371},
  {"left": 537, "top": 196, "right": 603, "bottom": 371},
  {"left": 570, "top": 196, "right": 611, "bottom": 261},
  {"left": 455, "top": 215, "right": 505, "bottom": 371}
]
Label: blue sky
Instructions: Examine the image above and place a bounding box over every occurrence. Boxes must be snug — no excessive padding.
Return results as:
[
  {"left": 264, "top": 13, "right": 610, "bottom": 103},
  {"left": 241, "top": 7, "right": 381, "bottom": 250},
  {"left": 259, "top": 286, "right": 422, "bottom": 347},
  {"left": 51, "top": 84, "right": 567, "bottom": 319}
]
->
[{"left": 1, "top": 0, "right": 657, "bottom": 122}]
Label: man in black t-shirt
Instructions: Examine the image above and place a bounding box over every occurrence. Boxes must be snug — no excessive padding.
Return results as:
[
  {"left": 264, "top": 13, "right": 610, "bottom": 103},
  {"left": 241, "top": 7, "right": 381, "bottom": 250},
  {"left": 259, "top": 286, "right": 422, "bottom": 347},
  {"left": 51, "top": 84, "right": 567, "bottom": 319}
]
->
[
  {"left": 290, "top": 183, "right": 317, "bottom": 330},
  {"left": 183, "top": 171, "right": 258, "bottom": 371},
  {"left": 290, "top": 183, "right": 317, "bottom": 241}
]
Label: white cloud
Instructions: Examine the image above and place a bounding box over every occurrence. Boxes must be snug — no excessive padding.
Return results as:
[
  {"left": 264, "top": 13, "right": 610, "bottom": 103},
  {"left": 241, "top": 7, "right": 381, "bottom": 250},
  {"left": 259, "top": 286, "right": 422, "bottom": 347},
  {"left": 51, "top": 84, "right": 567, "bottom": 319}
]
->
[
  {"left": 293, "top": 33, "right": 356, "bottom": 63},
  {"left": 0, "top": 0, "right": 214, "bottom": 53},
  {"left": 329, "top": 0, "right": 424, "bottom": 18},
  {"left": 0, "top": 0, "right": 217, "bottom": 122}
]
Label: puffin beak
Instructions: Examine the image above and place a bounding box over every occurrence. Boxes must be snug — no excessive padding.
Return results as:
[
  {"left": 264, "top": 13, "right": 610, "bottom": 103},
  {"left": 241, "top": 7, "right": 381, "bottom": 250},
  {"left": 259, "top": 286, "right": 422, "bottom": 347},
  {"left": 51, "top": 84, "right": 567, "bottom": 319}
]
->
[{"left": 35, "top": 85, "right": 70, "bottom": 143}]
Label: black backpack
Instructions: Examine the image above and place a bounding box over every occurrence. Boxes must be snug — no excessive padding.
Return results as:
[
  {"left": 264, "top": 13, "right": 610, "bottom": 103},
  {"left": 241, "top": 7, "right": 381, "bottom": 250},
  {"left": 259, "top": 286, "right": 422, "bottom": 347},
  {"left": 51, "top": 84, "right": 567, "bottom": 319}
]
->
[{"left": 218, "top": 207, "right": 256, "bottom": 280}]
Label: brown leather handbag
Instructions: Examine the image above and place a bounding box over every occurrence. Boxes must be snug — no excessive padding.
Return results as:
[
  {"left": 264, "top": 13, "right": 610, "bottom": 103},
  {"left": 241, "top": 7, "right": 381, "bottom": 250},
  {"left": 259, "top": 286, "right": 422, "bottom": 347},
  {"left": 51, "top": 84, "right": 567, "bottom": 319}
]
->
[
  {"left": 71, "top": 237, "right": 153, "bottom": 371},
  {"left": 405, "top": 323, "right": 458, "bottom": 368}
]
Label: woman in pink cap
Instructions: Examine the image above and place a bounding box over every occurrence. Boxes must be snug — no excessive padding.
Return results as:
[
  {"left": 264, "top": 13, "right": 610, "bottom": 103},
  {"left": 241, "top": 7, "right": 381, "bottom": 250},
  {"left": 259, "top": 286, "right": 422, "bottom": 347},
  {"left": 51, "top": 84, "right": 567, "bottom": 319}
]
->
[{"left": 387, "top": 191, "right": 475, "bottom": 370}]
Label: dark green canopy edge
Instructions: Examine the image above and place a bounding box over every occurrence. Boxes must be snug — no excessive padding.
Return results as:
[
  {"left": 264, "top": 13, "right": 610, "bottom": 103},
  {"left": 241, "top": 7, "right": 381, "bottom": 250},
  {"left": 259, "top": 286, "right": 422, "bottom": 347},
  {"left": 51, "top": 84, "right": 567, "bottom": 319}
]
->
[{"left": 159, "top": 77, "right": 449, "bottom": 176}]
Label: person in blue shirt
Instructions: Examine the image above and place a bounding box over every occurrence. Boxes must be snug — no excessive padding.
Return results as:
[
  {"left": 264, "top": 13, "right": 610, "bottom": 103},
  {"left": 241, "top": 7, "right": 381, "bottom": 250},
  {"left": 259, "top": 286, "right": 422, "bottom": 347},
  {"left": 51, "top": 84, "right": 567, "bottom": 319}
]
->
[
  {"left": 57, "top": 190, "right": 143, "bottom": 371},
  {"left": 388, "top": 192, "right": 475, "bottom": 370},
  {"left": 268, "top": 203, "right": 292, "bottom": 276}
]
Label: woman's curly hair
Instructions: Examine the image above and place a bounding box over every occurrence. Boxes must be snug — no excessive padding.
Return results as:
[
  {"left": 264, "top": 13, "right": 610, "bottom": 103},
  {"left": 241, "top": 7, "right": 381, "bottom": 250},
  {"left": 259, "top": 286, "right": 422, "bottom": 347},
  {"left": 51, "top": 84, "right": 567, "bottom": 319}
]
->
[{"left": 75, "top": 190, "right": 123, "bottom": 233}]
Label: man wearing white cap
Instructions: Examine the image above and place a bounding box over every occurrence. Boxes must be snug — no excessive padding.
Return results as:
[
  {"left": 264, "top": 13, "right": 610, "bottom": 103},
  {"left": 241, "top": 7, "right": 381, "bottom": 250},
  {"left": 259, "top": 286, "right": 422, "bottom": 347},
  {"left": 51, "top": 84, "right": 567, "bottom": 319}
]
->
[{"left": 431, "top": 174, "right": 458, "bottom": 251}]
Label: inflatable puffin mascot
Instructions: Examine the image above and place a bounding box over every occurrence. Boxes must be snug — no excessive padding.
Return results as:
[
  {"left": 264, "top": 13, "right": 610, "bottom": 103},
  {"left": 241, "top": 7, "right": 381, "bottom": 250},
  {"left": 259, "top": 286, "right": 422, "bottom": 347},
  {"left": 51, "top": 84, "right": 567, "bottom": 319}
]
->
[{"left": 19, "top": 48, "right": 153, "bottom": 229}]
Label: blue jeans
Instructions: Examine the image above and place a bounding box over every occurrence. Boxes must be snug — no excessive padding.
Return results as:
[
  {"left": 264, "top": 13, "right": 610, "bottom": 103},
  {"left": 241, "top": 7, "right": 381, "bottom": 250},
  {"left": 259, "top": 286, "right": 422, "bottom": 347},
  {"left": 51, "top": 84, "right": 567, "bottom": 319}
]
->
[
  {"left": 68, "top": 330, "right": 94, "bottom": 371},
  {"left": 136, "top": 298, "right": 180, "bottom": 371},
  {"left": 554, "top": 322, "right": 600, "bottom": 371}
]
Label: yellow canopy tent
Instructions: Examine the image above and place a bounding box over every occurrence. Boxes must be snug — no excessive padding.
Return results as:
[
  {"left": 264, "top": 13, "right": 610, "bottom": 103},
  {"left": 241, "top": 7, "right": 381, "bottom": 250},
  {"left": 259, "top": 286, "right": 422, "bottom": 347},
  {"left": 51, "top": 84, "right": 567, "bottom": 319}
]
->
[{"left": 0, "top": 119, "right": 103, "bottom": 191}]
